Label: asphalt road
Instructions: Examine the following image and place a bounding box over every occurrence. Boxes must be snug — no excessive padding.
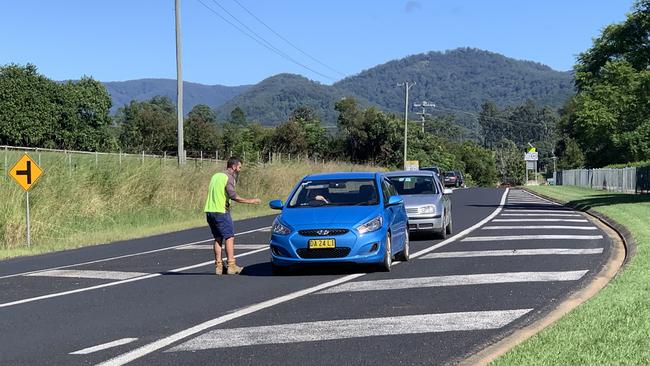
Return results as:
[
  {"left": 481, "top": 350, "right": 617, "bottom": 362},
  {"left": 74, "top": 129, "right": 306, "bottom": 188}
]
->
[{"left": 0, "top": 188, "right": 612, "bottom": 365}]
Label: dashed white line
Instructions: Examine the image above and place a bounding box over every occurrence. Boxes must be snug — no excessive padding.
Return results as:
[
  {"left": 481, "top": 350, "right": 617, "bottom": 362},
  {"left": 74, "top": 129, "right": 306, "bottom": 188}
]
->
[
  {"left": 500, "top": 213, "right": 581, "bottom": 217},
  {"left": 318, "top": 271, "right": 589, "bottom": 294},
  {"left": 482, "top": 225, "right": 598, "bottom": 231},
  {"left": 26, "top": 270, "right": 148, "bottom": 281},
  {"left": 492, "top": 219, "right": 589, "bottom": 223},
  {"left": 70, "top": 338, "right": 138, "bottom": 355},
  {"left": 461, "top": 235, "right": 603, "bottom": 242},
  {"left": 419, "top": 248, "right": 604, "bottom": 259},
  {"left": 167, "top": 310, "right": 533, "bottom": 351}
]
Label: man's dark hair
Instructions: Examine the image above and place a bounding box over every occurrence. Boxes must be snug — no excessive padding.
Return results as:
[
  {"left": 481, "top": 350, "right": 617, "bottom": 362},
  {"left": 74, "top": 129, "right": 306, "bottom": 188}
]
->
[{"left": 227, "top": 156, "right": 241, "bottom": 169}]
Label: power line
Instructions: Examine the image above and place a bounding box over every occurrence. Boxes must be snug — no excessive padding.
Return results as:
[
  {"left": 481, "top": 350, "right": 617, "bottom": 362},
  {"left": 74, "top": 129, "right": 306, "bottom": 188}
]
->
[
  {"left": 196, "top": 0, "right": 336, "bottom": 81},
  {"left": 230, "top": 0, "right": 346, "bottom": 77},
  {"left": 431, "top": 104, "right": 555, "bottom": 129}
]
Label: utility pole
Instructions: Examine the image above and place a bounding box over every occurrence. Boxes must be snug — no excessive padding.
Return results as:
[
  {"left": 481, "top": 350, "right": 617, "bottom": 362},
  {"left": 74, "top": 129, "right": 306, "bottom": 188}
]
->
[
  {"left": 413, "top": 101, "right": 435, "bottom": 133},
  {"left": 175, "top": 0, "right": 185, "bottom": 165},
  {"left": 397, "top": 82, "right": 415, "bottom": 170}
]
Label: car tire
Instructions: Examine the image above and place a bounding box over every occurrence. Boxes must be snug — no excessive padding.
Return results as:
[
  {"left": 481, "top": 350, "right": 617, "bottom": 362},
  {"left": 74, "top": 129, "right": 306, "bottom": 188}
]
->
[
  {"left": 437, "top": 214, "right": 448, "bottom": 239},
  {"left": 395, "top": 232, "right": 410, "bottom": 261},
  {"left": 446, "top": 213, "right": 453, "bottom": 235},
  {"left": 378, "top": 234, "right": 393, "bottom": 272}
]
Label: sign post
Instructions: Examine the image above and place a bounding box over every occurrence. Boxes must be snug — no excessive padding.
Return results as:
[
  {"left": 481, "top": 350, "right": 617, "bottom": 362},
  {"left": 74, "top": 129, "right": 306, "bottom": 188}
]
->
[
  {"left": 524, "top": 147, "right": 538, "bottom": 185},
  {"left": 8, "top": 154, "right": 43, "bottom": 246}
]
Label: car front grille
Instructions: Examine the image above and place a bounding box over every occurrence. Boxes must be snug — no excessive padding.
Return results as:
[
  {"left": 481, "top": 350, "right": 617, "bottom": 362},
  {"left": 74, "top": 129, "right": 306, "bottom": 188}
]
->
[
  {"left": 296, "top": 247, "right": 351, "bottom": 258},
  {"left": 298, "top": 229, "right": 349, "bottom": 237},
  {"left": 406, "top": 207, "right": 419, "bottom": 214}
]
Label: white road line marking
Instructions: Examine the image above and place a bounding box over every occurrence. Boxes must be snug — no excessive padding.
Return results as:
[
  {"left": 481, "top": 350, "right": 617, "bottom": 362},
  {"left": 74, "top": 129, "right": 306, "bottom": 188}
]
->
[
  {"left": 26, "top": 270, "right": 148, "bottom": 281},
  {"left": 319, "top": 271, "right": 588, "bottom": 294},
  {"left": 0, "top": 248, "right": 267, "bottom": 309},
  {"left": 70, "top": 338, "right": 138, "bottom": 355},
  {"left": 174, "top": 244, "right": 267, "bottom": 250},
  {"left": 167, "top": 309, "right": 532, "bottom": 351},
  {"left": 0, "top": 226, "right": 271, "bottom": 280},
  {"left": 95, "top": 189, "right": 512, "bottom": 366},
  {"left": 482, "top": 225, "right": 598, "bottom": 230},
  {"left": 419, "top": 248, "right": 604, "bottom": 259},
  {"left": 504, "top": 209, "right": 572, "bottom": 213},
  {"left": 462, "top": 235, "right": 603, "bottom": 242},
  {"left": 492, "top": 219, "right": 589, "bottom": 223},
  {"left": 500, "top": 213, "right": 582, "bottom": 217}
]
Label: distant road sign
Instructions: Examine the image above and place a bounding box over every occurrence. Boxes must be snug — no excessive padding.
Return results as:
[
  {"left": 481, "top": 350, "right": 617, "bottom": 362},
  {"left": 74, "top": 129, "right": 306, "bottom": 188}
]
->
[
  {"left": 8, "top": 154, "right": 43, "bottom": 191},
  {"left": 405, "top": 160, "right": 419, "bottom": 171},
  {"left": 524, "top": 152, "right": 539, "bottom": 161}
]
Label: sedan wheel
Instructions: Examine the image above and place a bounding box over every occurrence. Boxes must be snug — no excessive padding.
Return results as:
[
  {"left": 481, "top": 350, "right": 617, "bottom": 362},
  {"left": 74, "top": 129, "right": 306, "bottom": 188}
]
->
[
  {"left": 378, "top": 234, "right": 392, "bottom": 272},
  {"left": 395, "top": 232, "right": 410, "bottom": 261},
  {"left": 446, "top": 214, "right": 453, "bottom": 235}
]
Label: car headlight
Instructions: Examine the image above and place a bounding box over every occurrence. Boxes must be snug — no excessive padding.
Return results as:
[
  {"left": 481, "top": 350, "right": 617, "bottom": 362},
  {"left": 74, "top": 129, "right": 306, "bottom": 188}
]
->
[
  {"left": 418, "top": 205, "right": 436, "bottom": 214},
  {"left": 357, "top": 216, "right": 383, "bottom": 234},
  {"left": 272, "top": 219, "right": 291, "bottom": 235}
]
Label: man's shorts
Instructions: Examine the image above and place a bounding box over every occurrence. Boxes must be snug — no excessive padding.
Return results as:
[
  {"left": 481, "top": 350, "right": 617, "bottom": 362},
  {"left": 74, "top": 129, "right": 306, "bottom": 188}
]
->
[{"left": 206, "top": 212, "right": 235, "bottom": 240}]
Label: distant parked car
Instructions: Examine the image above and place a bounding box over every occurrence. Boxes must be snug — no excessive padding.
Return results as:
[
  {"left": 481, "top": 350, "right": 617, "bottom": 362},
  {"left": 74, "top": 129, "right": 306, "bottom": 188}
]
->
[
  {"left": 420, "top": 166, "right": 442, "bottom": 180},
  {"left": 443, "top": 171, "right": 461, "bottom": 188},
  {"left": 453, "top": 170, "right": 465, "bottom": 187},
  {"left": 385, "top": 170, "right": 453, "bottom": 239},
  {"left": 268, "top": 172, "right": 409, "bottom": 274}
]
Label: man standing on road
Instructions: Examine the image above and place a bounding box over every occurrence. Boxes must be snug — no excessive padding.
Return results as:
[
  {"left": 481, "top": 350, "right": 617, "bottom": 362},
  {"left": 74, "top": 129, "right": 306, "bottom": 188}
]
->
[{"left": 205, "top": 157, "right": 261, "bottom": 275}]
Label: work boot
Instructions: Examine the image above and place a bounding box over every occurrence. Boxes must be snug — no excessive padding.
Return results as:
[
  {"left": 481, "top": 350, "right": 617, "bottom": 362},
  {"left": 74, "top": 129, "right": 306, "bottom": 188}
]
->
[
  {"left": 215, "top": 261, "right": 223, "bottom": 275},
  {"left": 227, "top": 260, "right": 244, "bottom": 275}
]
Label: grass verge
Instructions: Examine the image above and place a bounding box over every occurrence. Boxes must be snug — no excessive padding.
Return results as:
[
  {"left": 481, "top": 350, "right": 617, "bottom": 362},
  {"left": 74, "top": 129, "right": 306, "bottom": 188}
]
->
[
  {"left": 1, "top": 150, "right": 381, "bottom": 259},
  {"left": 492, "top": 186, "right": 650, "bottom": 365}
]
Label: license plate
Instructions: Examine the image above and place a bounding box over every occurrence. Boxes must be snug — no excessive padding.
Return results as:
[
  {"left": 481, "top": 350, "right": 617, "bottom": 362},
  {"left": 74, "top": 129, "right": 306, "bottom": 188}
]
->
[{"left": 308, "top": 239, "right": 336, "bottom": 249}]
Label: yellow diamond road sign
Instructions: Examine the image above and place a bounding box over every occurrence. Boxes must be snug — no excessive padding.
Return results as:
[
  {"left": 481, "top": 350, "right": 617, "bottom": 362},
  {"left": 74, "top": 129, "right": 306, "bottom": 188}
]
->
[{"left": 8, "top": 154, "right": 43, "bottom": 191}]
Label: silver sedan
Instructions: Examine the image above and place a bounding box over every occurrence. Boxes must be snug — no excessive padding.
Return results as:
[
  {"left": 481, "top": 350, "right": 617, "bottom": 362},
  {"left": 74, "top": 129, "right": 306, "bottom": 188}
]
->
[{"left": 384, "top": 171, "right": 453, "bottom": 238}]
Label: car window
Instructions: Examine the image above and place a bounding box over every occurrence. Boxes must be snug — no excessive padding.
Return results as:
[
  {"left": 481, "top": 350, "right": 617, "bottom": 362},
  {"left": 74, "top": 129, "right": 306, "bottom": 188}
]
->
[
  {"left": 381, "top": 179, "right": 391, "bottom": 204},
  {"left": 287, "top": 179, "right": 379, "bottom": 207},
  {"left": 387, "top": 175, "right": 439, "bottom": 195}
]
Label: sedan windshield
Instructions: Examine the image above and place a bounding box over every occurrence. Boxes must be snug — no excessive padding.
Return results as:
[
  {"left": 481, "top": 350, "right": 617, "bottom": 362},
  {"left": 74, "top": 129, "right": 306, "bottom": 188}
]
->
[
  {"left": 288, "top": 179, "right": 379, "bottom": 207},
  {"left": 387, "top": 176, "right": 438, "bottom": 195}
]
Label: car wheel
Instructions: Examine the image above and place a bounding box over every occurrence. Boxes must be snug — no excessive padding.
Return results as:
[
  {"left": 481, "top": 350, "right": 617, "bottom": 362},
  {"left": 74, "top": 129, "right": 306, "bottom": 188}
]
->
[
  {"left": 446, "top": 213, "right": 453, "bottom": 235},
  {"left": 378, "top": 234, "right": 393, "bottom": 272},
  {"left": 437, "top": 214, "right": 448, "bottom": 239},
  {"left": 395, "top": 232, "right": 410, "bottom": 261}
]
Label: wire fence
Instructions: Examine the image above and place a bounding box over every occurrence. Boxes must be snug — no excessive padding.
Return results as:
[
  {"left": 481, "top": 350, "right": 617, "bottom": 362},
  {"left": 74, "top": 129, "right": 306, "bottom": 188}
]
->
[
  {"left": 557, "top": 167, "right": 650, "bottom": 194},
  {"left": 1, "top": 144, "right": 341, "bottom": 181}
]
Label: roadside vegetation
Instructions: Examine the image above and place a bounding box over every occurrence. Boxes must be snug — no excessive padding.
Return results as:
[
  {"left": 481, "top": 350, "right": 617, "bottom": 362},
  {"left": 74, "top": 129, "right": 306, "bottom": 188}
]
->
[
  {"left": 493, "top": 185, "right": 650, "bottom": 365},
  {"left": 0, "top": 150, "right": 379, "bottom": 259}
]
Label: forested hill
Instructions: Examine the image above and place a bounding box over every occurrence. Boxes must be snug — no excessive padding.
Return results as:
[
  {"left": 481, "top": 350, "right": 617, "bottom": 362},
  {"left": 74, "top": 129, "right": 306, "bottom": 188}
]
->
[
  {"left": 213, "top": 73, "right": 375, "bottom": 124},
  {"left": 103, "top": 48, "right": 574, "bottom": 125},
  {"left": 334, "top": 48, "right": 574, "bottom": 115},
  {"left": 213, "top": 48, "right": 574, "bottom": 125},
  {"left": 103, "top": 78, "right": 252, "bottom": 114}
]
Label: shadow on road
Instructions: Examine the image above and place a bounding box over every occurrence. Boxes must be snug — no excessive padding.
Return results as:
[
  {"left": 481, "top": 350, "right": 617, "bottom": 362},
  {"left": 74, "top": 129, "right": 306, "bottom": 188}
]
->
[{"left": 240, "top": 261, "right": 378, "bottom": 277}]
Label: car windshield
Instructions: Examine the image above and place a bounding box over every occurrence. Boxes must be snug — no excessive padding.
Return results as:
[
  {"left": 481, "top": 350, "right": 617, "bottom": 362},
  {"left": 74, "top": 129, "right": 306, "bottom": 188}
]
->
[
  {"left": 287, "top": 179, "right": 379, "bottom": 207},
  {"left": 387, "top": 175, "right": 438, "bottom": 195},
  {"left": 444, "top": 172, "right": 455, "bottom": 177}
]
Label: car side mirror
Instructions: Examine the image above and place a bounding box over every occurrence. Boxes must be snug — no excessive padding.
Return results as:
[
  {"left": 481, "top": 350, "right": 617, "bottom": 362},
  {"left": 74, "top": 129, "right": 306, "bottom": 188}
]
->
[
  {"left": 269, "top": 199, "right": 284, "bottom": 210},
  {"left": 443, "top": 188, "right": 453, "bottom": 195},
  {"left": 387, "top": 195, "right": 403, "bottom": 206}
]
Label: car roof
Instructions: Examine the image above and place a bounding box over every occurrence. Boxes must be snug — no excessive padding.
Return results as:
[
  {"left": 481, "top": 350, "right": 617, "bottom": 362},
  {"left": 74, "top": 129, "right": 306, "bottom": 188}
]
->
[
  {"left": 304, "top": 171, "right": 378, "bottom": 180},
  {"left": 383, "top": 170, "right": 435, "bottom": 177}
]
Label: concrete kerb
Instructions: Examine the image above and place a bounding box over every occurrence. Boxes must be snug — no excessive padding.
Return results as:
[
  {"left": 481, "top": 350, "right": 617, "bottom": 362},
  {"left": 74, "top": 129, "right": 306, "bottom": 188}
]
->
[{"left": 460, "top": 187, "right": 632, "bottom": 366}]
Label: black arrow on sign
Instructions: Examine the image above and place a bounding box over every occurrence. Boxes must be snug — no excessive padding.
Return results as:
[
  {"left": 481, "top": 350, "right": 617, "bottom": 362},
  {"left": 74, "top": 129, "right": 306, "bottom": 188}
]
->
[{"left": 16, "top": 161, "right": 32, "bottom": 184}]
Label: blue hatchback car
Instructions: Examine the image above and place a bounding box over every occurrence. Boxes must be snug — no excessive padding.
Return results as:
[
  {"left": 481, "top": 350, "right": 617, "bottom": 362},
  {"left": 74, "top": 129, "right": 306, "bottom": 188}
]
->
[{"left": 268, "top": 172, "right": 409, "bottom": 274}]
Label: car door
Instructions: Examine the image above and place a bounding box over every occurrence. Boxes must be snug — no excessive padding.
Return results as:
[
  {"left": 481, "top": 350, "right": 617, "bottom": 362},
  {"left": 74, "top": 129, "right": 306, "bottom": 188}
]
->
[{"left": 382, "top": 178, "right": 407, "bottom": 250}]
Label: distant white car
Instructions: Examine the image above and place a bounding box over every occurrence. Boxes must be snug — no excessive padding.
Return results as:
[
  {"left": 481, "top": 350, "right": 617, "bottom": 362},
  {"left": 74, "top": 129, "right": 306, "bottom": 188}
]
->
[{"left": 384, "top": 171, "right": 453, "bottom": 238}]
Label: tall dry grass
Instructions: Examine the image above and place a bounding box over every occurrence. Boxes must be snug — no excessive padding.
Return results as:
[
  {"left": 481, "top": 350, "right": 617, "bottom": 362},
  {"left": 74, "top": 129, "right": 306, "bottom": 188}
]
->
[{"left": 0, "top": 150, "right": 381, "bottom": 259}]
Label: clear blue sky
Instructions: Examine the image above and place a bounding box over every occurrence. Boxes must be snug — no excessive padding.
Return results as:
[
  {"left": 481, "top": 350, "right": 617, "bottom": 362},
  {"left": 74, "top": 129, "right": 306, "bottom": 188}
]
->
[{"left": 1, "top": 1, "right": 635, "bottom": 86}]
